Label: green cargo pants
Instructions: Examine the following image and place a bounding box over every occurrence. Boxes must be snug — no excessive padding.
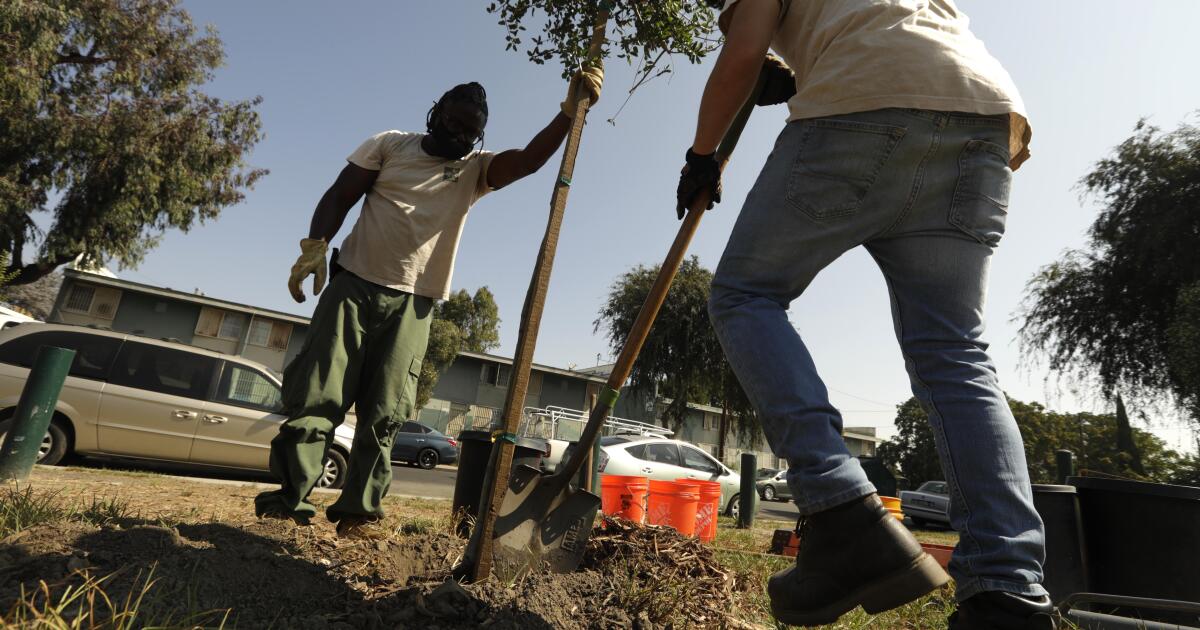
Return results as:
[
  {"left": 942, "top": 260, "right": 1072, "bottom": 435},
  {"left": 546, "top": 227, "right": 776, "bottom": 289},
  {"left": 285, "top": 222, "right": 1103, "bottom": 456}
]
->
[{"left": 254, "top": 271, "right": 432, "bottom": 522}]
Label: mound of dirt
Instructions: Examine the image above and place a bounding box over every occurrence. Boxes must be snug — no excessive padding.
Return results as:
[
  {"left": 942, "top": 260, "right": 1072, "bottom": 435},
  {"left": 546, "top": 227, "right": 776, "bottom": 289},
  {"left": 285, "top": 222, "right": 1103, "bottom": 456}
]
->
[
  {"left": 582, "top": 516, "right": 741, "bottom": 628},
  {"left": 1, "top": 512, "right": 755, "bottom": 629}
]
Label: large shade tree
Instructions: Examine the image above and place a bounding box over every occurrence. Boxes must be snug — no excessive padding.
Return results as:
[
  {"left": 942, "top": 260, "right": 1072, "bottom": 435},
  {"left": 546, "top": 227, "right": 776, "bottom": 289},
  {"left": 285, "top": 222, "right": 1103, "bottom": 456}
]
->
[
  {"left": 415, "top": 320, "right": 464, "bottom": 413},
  {"left": 878, "top": 396, "right": 1192, "bottom": 487},
  {"left": 414, "top": 288, "right": 504, "bottom": 412},
  {"left": 487, "top": 0, "right": 719, "bottom": 77},
  {"left": 1018, "top": 119, "right": 1200, "bottom": 427},
  {"left": 1, "top": 0, "right": 266, "bottom": 285},
  {"left": 0, "top": 271, "right": 62, "bottom": 320},
  {"left": 438, "top": 287, "right": 502, "bottom": 354},
  {"left": 876, "top": 398, "right": 942, "bottom": 488},
  {"left": 594, "top": 256, "right": 755, "bottom": 438}
]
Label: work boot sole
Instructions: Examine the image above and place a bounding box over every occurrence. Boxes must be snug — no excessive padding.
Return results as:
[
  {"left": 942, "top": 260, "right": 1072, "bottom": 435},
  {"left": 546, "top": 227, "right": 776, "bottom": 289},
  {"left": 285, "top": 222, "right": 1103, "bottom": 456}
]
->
[
  {"left": 257, "top": 511, "right": 312, "bottom": 526},
  {"left": 772, "top": 552, "right": 950, "bottom": 627}
]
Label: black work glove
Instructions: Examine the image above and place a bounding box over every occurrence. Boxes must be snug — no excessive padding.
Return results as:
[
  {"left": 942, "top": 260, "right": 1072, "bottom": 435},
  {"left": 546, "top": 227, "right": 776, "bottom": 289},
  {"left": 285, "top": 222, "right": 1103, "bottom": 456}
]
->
[
  {"left": 676, "top": 148, "right": 722, "bottom": 220},
  {"left": 757, "top": 54, "right": 797, "bottom": 106}
]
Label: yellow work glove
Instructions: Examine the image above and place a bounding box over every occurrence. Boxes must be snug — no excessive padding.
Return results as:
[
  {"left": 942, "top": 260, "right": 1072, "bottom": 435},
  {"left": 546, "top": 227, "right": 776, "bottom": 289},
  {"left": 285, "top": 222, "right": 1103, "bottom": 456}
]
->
[
  {"left": 560, "top": 63, "right": 604, "bottom": 118},
  {"left": 288, "top": 238, "right": 328, "bottom": 303}
]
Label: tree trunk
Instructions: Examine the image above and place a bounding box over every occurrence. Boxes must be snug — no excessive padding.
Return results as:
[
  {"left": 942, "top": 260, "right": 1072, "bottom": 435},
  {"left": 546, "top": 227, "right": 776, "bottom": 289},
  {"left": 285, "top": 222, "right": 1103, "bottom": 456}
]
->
[
  {"left": 1114, "top": 395, "right": 1146, "bottom": 476},
  {"left": 7, "top": 254, "right": 78, "bottom": 286},
  {"left": 717, "top": 401, "right": 728, "bottom": 463}
]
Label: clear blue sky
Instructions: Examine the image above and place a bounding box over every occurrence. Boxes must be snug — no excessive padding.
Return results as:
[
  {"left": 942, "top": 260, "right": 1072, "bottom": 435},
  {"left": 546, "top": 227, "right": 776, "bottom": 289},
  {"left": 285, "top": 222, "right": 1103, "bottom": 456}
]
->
[{"left": 108, "top": 1, "right": 1198, "bottom": 450}]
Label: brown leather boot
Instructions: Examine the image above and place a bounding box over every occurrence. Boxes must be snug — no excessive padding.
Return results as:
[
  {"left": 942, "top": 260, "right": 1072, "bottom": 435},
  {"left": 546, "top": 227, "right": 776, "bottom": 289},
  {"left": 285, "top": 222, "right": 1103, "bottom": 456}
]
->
[
  {"left": 767, "top": 493, "right": 950, "bottom": 626},
  {"left": 256, "top": 508, "right": 311, "bottom": 526},
  {"left": 948, "top": 591, "right": 1057, "bottom": 629},
  {"left": 335, "top": 515, "right": 388, "bottom": 540}
]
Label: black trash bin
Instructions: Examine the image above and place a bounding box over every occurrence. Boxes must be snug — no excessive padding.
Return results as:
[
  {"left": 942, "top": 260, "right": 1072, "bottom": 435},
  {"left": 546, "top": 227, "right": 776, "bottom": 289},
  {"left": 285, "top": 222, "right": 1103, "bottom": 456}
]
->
[
  {"left": 1031, "top": 484, "right": 1089, "bottom": 606},
  {"left": 857, "top": 456, "right": 898, "bottom": 498},
  {"left": 451, "top": 430, "right": 549, "bottom": 537},
  {"left": 1069, "top": 476, "right": 1200, "bottom": 625}
]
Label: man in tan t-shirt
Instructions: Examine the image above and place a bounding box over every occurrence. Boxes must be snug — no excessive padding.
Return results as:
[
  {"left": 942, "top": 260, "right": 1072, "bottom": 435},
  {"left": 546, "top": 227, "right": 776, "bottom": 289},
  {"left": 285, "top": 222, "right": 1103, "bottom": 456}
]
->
[
  {"left": 679, "top": 1, "right": 1053, "bottom": 628},
  {"left": 254, "top": 72, "right": 601, "bottom": 538}
]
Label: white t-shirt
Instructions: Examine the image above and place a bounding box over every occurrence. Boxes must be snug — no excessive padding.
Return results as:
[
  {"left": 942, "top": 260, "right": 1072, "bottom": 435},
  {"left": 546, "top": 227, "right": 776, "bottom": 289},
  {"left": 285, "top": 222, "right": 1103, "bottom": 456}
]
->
[
  {"left": 338, "top": 131, "right": 494, "bottom": 300},
  {"left": 723, "top": 0, "right": 1031, "bottom": 169}
]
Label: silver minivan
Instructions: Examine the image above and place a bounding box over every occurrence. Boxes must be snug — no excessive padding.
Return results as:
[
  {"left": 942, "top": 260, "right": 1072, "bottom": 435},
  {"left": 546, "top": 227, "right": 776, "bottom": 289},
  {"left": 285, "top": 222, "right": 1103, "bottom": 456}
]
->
[{"left": 0, "top": 324, "right": 354, "bottom": 488}]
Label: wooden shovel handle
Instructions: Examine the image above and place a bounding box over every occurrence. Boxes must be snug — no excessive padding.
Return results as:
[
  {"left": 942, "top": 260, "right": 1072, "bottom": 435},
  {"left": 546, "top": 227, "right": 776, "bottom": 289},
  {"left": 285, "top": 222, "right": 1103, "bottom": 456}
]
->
[
  {"left": 466, "top": 6, "right": 612, "bottom": 583},
  {"left": 554, "top": 69, "right": 769, "bottom": 485}
]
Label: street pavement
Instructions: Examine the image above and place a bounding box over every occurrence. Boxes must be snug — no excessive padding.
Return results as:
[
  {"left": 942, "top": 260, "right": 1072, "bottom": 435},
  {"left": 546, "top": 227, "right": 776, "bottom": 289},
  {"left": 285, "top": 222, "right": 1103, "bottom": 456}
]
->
[
  {"left": 391, "top": 464, "right": 804, "bottom": 522},
  {"left": 389, "top": 462, "right": 458, "bottom": 498},
  {"left": 69, "top": 457, "right": 801, "bottom": 521},
  {"left": 755, "top": 498, "right": 801, "bottom": 523}
]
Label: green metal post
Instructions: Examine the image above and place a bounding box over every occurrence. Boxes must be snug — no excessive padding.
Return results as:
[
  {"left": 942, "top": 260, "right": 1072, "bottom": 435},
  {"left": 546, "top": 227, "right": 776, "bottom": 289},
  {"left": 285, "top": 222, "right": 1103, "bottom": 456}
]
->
[
  {"left": 0, "top": 346, "right": 75, "bottom": 481},
  {"left": 1055, "top": 449, "right": 1075, "bottom": 485},
  {"left": 738, "top": 452, "right": 758, "bottom": 529}
]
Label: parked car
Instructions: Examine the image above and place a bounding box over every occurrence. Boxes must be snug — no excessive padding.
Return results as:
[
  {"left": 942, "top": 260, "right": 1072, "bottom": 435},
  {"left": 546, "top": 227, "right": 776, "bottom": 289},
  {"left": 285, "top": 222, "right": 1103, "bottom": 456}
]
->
[
  {"left": 0, "top": 306, "right": 37, "bottom": 330},
  {"left": 561, "top": 436, "right": 744, "bottom": 518},
  {"left": 391, "top": 421, "right": 458, "bottom": 469},
  {"left": 756, "top": 467, "right": 780, "bottom": 481},
  {"left": 0, "top": 324, "right": 356, "bottom": 489},
  {"left": 756, "top": 469, "right": 793, "bottom": 502},
  {"left": 900, "top": 480, "right": 951, "bottom": 527}
]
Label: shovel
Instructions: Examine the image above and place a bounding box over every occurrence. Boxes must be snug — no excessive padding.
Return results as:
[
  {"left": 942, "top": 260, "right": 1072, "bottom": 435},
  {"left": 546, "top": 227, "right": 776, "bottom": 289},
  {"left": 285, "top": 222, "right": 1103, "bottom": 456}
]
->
[
  {"left": 456, "top": 6, "right": 612, "bottom": 583},
  {"left": 465, "top": 70, "right": 769, "bottom": 578}
]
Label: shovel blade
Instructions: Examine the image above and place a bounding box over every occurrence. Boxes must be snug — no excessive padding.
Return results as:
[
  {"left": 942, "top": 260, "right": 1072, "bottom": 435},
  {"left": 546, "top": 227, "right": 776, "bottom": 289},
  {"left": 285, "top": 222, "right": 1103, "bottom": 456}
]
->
[{"left": 491, "top": 464, "right": 601, "bottom": 575}]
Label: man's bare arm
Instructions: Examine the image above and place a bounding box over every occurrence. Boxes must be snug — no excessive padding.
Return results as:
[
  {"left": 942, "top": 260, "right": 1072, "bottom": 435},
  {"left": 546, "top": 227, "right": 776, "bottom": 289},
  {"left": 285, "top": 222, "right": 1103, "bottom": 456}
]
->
[
  {"left": 308, "top": 163, "right": 380, "bottom": 241},
  {"left": 485, "top": 112, "right": 572, "bottom": 191},
  {"left": 692, "top": 0, "right": 780, "bottom": 154}
]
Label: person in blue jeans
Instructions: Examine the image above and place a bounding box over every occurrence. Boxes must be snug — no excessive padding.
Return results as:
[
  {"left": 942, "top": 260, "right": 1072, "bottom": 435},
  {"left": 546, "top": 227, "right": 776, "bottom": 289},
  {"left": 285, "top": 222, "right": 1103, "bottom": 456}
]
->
[{"left": 677, "top": 1, "right": 1053, "bottom": 628}]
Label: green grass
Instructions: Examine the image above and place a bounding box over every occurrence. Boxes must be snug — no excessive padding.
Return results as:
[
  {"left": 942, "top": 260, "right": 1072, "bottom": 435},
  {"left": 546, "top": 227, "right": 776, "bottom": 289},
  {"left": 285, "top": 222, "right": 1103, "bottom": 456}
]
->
[
  {"left": 708, "top": 514, "right": 964, "bottom": 628},
  {"left": 78, "top": 494, "right": 135, "bottom": 527},
  {"left": 5, "top": 471, "right": 976, "bottom": 629},
  {"left": 0, "top": 488, "right": 228, "bottom": 629},
  {"left": 1, "top": 485, "right": 73, "bottom": 538},
  {"left": 1, "top": 484, "right": 139, "bottom": 538},
  {"left": 4, "top": 566, "right": 231, "bottom": 630}
]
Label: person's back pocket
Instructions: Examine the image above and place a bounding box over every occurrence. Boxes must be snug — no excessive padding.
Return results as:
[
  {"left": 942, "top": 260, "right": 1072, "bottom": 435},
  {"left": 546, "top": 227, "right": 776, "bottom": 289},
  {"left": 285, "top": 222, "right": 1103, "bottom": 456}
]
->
[
  {"left": 949, "top": 139, "right": 1011, "bottom": 247},
  {"left": 786, "top": 118, "right": 905, "bottom": 220}
]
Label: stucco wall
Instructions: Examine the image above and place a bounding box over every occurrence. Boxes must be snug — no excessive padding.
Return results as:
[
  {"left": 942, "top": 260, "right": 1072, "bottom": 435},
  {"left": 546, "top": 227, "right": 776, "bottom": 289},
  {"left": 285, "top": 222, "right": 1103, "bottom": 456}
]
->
[
  {"left": 110, "top": 291, "right": 199, "bottom": 342},
  {"left": 433, "top": 356, "right": 485, "bottom": 404}
]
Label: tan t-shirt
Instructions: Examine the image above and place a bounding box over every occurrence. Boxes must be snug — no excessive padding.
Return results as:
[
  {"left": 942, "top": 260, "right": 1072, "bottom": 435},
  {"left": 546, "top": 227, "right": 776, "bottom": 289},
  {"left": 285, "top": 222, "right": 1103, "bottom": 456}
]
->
[
  {"left": 338, "top": 131, "right": 494, "bottom": 300},
  {"left": 723, "top": 0, "right": 1031, "bottom": 169}
]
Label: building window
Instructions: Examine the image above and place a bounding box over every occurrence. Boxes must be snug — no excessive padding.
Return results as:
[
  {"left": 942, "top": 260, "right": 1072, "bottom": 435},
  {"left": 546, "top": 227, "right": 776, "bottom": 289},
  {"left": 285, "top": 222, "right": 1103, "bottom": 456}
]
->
[
  {"left": 61, "top": 284, "right": 121, "bottom": 320},
  {"left": 480, "top": 363, "right": 511, "bottom": 388},
  {"left": 703, "top": 412, "right": 718, "bottom": 431},
  {"left": 196, "top": 307, "right": 248, "bottom": 341},
  {"left": 216, "top": 364, "right": 283, "bottom": 412},
  {"left": 246, "top": 318, "right": 293, "bottom": 350},
  {"left": 63, "top": 285, "right": 95, "bottom": 313},
  {"left": 195, "top": 308, "right": 222, "bottom": 337},
  {"left": 248, "top": 319, "right": 272, "bottom": 346},
  {"left": 218, "top": 312, "right": 247, "bottom": 340},
  {"left": 267, "top": 321, "right": 292, "bottom": 350}
]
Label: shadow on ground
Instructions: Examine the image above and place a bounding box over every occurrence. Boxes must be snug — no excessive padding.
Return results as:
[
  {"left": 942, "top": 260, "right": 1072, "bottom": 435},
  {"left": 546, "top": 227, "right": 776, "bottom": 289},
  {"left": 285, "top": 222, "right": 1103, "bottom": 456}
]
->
[{"left": 0, "top": 517, "right": 569, "bottom": 629}]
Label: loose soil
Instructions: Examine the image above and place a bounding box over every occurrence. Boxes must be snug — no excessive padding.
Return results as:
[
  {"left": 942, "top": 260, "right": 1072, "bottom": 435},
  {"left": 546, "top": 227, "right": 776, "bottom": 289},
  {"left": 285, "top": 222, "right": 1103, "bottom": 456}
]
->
[{"left": 1, "top": 467, "right": 773, "bottom": 629}]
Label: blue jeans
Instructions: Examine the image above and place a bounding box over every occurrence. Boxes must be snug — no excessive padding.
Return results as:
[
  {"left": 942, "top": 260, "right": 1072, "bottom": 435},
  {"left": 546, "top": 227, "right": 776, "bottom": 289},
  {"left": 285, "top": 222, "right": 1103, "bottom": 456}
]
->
[{"left": 708, "top": 108, "right": 1046, "bottom": 600}]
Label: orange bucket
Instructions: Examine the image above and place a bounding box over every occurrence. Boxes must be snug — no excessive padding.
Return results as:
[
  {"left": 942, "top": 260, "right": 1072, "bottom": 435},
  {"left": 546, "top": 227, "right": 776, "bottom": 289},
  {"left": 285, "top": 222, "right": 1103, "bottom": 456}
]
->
[
  {"left": 677, "top": 478, "right": 723, "bottom": 542},
  {"left": 600, "top": 474, "right": 649, "bottom": 524},
  {"left": 880, "top": 495, "right": 903, "bottom": 522},
  {"left": 647, "top": 480, "right": 700, "bottom": 536}
]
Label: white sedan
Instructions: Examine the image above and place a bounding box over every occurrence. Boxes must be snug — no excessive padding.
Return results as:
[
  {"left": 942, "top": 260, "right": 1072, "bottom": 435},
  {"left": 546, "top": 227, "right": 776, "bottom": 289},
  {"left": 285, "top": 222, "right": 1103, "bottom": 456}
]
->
[{"left": 587, "top": 436, "right": 745, "bottom": 518}]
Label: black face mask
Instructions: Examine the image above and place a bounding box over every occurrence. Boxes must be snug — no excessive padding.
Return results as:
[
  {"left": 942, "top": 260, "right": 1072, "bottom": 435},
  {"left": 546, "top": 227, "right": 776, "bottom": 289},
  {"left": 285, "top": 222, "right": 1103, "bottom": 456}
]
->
[{"left": 426, "top": 118, "right": 477, "bottom": 160}]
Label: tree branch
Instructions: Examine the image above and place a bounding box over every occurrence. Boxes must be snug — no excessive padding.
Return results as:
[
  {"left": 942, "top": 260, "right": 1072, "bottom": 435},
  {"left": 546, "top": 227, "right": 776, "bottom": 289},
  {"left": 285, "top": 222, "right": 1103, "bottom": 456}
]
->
[
  {"left": 55, "top": 54, "right": 110, "bottom": 66},
  {"left": 7, "top": 253, "right": 79, "bottom": 286}
]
